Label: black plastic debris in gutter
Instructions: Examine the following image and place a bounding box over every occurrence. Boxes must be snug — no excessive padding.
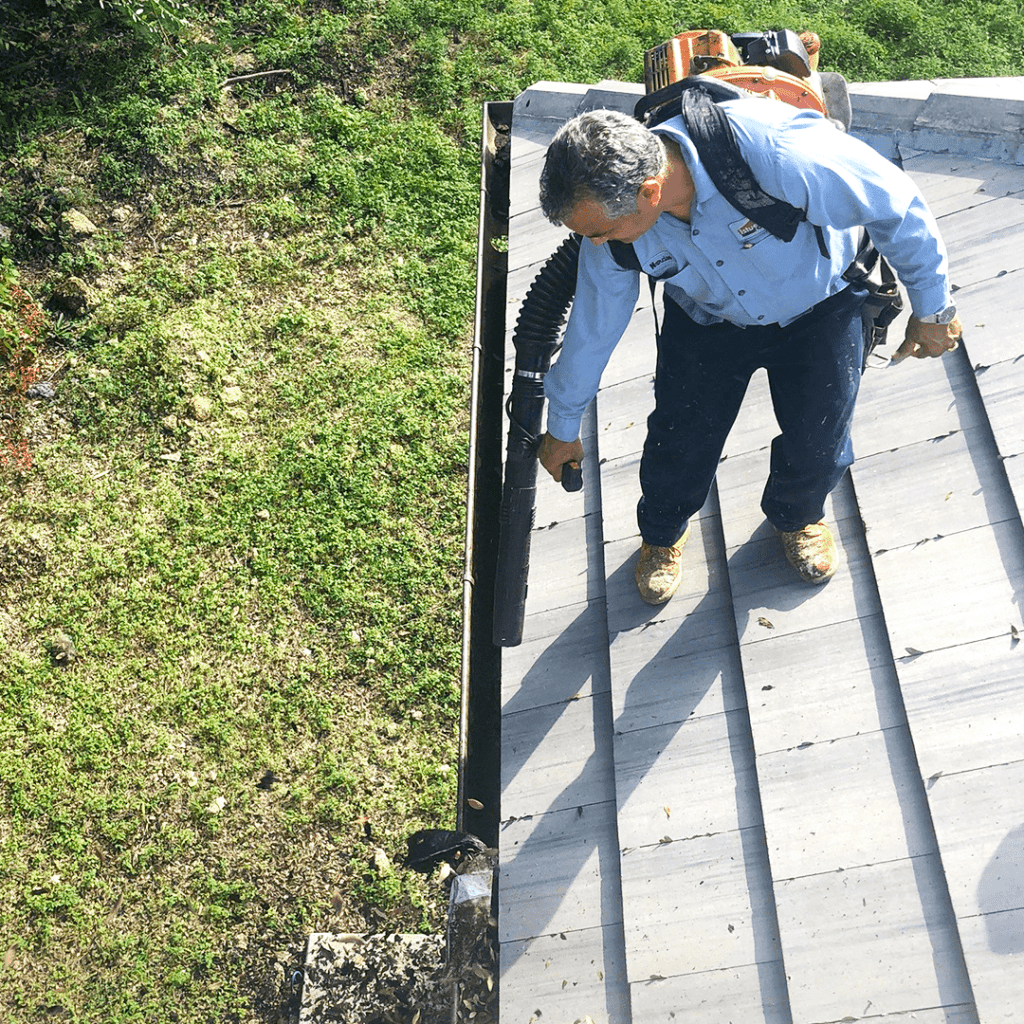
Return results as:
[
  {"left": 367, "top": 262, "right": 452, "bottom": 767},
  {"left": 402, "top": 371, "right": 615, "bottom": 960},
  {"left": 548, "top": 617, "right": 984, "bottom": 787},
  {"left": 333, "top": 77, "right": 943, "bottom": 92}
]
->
[{"left": 457, "top": 101, "right": 512, "bottom": 848}]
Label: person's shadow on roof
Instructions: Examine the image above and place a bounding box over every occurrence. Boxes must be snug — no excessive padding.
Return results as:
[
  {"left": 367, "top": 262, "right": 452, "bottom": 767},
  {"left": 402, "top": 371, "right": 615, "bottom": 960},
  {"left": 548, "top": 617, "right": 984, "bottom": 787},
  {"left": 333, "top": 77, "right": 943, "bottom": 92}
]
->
[
  {"left": 978, "top": 823, "right": 1024, "bottom": 955},
  {"left": 499, "top": 504, "right": 825, "bottom": 996}
]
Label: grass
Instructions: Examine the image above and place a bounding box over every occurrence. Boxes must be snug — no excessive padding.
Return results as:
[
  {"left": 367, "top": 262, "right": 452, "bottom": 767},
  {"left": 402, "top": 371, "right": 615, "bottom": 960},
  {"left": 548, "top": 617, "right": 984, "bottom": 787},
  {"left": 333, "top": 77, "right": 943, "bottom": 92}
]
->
[
  {"left": 0, "top": 8, "right": 472, "bottom": 1016},
  {"left": 0, "top": 0, "right": 1023, "bottom": 1020}
]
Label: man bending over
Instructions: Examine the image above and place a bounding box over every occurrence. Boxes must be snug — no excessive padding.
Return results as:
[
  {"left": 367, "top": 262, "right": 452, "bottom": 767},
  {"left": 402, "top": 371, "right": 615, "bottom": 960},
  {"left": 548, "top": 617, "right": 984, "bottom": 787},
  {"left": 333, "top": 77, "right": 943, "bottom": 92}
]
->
[{"left": 536, "top": 103, "right": 961, "bottom": 603}]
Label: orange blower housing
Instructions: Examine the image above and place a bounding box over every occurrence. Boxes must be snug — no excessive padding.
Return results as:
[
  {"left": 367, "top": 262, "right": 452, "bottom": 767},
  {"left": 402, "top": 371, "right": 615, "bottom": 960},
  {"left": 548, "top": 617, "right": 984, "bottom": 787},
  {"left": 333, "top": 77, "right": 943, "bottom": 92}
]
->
[{"left": 643, "top": 28, "right": 828, "bottom": 115}]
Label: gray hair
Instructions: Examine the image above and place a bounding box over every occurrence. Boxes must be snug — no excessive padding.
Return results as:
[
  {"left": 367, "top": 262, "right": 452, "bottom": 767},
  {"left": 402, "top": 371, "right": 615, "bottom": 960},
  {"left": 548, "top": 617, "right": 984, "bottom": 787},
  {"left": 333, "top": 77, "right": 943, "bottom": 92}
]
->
[{"left": 539, "top": 109, "right": 667, "bottom": 225}]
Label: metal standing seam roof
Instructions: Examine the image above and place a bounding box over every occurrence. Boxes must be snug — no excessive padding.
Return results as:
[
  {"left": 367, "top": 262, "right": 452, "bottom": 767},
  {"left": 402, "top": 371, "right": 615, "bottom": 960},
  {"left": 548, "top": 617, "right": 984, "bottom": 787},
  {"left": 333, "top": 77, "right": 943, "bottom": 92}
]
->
[{"left": 496, "top": 76, "right": 1024, "bottom": 1024}]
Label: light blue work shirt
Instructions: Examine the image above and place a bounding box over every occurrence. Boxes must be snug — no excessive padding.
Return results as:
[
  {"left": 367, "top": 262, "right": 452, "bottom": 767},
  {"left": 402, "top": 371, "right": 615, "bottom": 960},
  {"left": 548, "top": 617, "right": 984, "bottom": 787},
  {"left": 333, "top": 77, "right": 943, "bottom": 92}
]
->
[{"left": 544, "top": 98, "right": 952, "bottom": 442}]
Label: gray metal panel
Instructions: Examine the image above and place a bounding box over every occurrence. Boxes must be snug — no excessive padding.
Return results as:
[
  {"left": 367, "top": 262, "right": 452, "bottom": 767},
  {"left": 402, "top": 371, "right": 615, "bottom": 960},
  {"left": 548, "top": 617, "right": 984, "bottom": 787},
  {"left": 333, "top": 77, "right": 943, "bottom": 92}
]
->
[
  {"left": 498, "top": 798, "right": 622, "bottom": 944},
  {"left": 507, "top": 158, "right": 546, "bottom": 217},
  {"left": 526, "top": 514, "right": 603, "bottom": 614},
  {"left": 757, "top": 729, "right": 935, "bottom": 878},
  {"left": 775, "top": 859, "right": 975, "bottom": 1022},
  {"left": 596, "top": 375, "right": 655, "bottom": 465},
  {"left": 974, "top": 358, "right": 1024, "bottom": 458},
  {"left": 719, "top": 441, "right": 970, "bottom": 1023},
  {"left": 595, "top": 455, "right": 643, "bottom": 544},
  {"left": 901, "top": 153, "right": 1024, "bottom": 218},
  {"left": 853, "top": 352, "right": 989, "bottom": 459},
  {"left": 953, "top": 911, "right": 1024, "bottom": 1024},
  {"left": 617, "top": 829, "right": 783, "bottom": 982},
  {"left": 614, "top": 708, "right": 763, "bottom": 848},
  {"left": 1004, "top": 453, "right": 1024, "bottom": 520},
  {"left": 921, "top": 762, "right": 1024, "bottom": 1023},
  {"left": 501, "top": 924, "right": 631, "bottom": 1024},
  {"left": 847, "top": 137, "right": 1024, "bottom": 1022},
  {"left": 893, "top": 635, "right": 1024, "bottom": 780},
  {"left": 608, "top": 595, "right": 738, "bottom": 683},
  {"left": 612, "top": 641, "right": 747, "bottom": 738},
  {"left": 502, "top": 691, "right": 616, "bottom": 819},
  {"left": 628, "top": 966, "right": 791, "bottom": 1024},
  {"left": 870, "top": 519, "right": 1024, "bottom": 656},
  {"left": 517, "top": 595, "right": 602, "bottom": 646},
  {"left": 506, "top": 216, "right": 572, "bottom": 281},
  {"left": 602, "top": 466, "right": 784, "bottom": 1013},
  {"left": 937, "top": 195, "right": 1024, "bottom": 292},
  {"left": 500, "top": 88, "right": 629, "bottom": 1024},
  {"left": 502, "top": 599, "right": 609, "bottom": 711},
  {"left": 853, "top": 427, "right": 1017, "bottom": 552},
  {"left": 738, "top": 614, "right": 907, "bottom": 753},
  {"left": 955, "top": 275, "right": 1024, "bottom": 369}
]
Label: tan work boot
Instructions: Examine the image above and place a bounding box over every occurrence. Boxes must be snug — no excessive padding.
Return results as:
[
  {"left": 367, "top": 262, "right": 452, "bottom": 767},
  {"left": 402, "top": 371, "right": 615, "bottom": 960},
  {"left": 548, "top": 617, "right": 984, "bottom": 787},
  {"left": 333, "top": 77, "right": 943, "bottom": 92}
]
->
[
  {"left": 635, "top": 527, "right": 691, "bottom": 605},
  {"left": 778, "top": 520, "right": 839, "bottom": 584}
]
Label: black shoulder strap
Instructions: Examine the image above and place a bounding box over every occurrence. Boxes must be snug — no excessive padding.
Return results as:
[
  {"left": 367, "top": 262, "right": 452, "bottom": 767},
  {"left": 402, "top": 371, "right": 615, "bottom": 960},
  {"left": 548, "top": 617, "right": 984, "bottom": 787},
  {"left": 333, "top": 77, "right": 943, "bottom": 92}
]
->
[
  {"left": 607, "top": 239, "right": 642, "bottom": 272},
  {"left": 605, "top": 238, "right": 660, "bottom": 340},
  {"left": 641, "top": 77, "right": 830, "bottom": 259},
  {"left": 679, "top": 80, "right": 805, "bottom": 243}
]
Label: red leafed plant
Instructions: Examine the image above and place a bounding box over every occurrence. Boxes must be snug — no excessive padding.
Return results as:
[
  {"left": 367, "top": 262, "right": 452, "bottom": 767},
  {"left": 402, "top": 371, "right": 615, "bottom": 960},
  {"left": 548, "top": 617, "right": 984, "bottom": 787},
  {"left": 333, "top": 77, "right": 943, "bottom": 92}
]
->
[{"left": 0, "top": 263, "right": 45, "bottom": 475}]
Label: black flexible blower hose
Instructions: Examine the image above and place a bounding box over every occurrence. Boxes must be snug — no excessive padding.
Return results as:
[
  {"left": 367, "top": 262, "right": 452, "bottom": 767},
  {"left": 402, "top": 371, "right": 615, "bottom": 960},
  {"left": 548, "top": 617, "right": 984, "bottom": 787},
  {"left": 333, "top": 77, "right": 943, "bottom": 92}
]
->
[{"left": 492, "top": 233, "right": 582, "bottom": 647}]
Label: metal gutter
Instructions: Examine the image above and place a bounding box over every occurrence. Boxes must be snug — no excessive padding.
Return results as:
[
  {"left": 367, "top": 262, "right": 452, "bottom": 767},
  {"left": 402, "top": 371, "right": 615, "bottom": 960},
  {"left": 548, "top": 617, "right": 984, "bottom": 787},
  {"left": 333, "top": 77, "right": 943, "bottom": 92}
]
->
[{"left": 457, "top": 100, "right": 511, "bottom": 845}]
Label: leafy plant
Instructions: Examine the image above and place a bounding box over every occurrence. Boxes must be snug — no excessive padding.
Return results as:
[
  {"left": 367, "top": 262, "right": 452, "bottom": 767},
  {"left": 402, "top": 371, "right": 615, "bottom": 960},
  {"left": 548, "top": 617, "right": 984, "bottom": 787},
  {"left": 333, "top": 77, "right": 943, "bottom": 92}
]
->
[
  {"left": 0, "top": 261, "right": 43, "bottom": 474},
  {"left": 2, "top": 0, "right": 188, "bottom": 50}
]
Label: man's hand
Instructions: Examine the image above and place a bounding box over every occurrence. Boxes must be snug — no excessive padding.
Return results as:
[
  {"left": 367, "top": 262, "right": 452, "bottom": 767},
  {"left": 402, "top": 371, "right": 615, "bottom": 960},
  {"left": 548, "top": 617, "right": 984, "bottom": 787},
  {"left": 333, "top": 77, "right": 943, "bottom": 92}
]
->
[
  {"left": 892, "top": 314, "right": 963, "bottom": 363},
  {"left": 537, "top": 431, "right": 584, "bottom": 483}
]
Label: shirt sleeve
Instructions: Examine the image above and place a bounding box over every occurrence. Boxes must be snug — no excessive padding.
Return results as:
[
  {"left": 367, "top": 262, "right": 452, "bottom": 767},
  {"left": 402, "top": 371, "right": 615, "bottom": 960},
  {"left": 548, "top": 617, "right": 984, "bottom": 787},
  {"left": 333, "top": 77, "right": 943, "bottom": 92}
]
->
[
  {"left": 731, "top": 107, "right": 952, "bottom": 318},
  {"left": 543, "top": 239, "right": 640, "bottom": 442}
]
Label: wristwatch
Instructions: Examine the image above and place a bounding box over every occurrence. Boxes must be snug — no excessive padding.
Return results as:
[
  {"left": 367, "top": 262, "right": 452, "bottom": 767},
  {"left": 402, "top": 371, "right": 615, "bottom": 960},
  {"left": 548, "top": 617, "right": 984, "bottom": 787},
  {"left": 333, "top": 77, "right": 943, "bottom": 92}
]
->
[{"left": 917, "top": 304, "right": 957, "bottom": 324}]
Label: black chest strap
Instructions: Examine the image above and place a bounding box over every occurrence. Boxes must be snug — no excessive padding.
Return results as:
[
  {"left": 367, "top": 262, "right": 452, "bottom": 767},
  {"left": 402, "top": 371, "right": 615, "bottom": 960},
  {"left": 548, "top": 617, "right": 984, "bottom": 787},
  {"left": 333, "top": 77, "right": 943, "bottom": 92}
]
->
[{"left": 610, "top": 78, "right": 830, "bottom": 274}]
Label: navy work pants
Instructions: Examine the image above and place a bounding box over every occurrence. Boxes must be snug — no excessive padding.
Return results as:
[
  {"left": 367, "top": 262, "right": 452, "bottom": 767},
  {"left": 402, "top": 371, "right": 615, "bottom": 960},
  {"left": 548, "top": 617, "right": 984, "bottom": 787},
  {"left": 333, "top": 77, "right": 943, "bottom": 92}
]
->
[{"left": 637, "top": 284, "right": 867, "bottom": 545}]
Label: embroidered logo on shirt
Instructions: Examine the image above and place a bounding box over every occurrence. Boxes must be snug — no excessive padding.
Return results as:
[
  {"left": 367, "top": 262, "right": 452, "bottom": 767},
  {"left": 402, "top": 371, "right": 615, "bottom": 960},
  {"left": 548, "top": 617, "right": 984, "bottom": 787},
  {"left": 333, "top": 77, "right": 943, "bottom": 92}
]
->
[
  {"left": 644, "top": 250, "right": 679, "bottom": 277},
  {"left": 729, "top": 218, "right": 771, "bottom": 246}
]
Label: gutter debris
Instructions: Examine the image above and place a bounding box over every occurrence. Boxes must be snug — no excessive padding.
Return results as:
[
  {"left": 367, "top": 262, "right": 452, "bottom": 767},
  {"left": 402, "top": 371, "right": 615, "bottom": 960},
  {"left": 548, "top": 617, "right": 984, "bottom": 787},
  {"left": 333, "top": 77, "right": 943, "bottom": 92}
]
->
[
  {"left": 298, "top": 847, "right": 497, "bottom": 1023},
  {"left": 300, "top": 932, "right": 448, "bottom": 1023}
]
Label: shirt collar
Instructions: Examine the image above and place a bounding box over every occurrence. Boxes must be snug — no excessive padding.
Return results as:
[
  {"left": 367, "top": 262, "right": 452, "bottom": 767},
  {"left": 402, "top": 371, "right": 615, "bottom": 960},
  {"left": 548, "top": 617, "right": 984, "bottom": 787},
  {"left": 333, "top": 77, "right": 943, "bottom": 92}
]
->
[{"left": 652, "top": 118, "right": 718, "bottom": 211}]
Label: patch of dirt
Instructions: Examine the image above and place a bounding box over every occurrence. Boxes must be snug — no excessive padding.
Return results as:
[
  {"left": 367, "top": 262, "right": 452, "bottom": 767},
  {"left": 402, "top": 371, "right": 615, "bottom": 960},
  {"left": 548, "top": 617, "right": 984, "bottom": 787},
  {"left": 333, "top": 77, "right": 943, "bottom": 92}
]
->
[
  {"left": 0, "top": 534, "right": 47, "bottom": 585},
  {"left": 257, "top": 849, "right": 501, "bottom": 1024},
  {"left": 302, "top": 933, "right": 450, "bottom": 1024},
  {"left": 242, "top": 915, "right": 498, "bottom": 1024}
]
